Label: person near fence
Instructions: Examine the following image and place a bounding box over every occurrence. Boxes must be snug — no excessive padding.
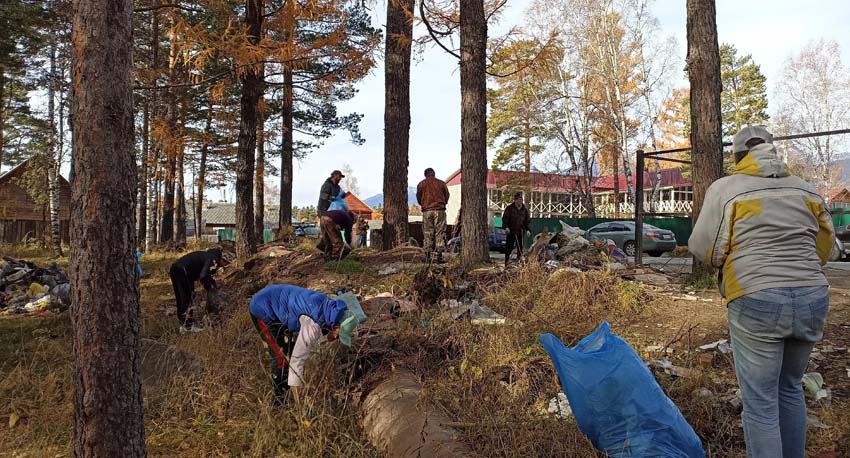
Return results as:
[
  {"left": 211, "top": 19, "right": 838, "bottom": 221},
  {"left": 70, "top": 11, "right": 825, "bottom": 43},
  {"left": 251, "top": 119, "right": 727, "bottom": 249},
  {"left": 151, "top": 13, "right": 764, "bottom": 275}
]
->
[
  {"left": 248, "top": 285, "right": 366, "bottom": 403},
  {"left": 169, "top": 248, "right": 228, "bottom": 333},
  {"left": 416, "top": 167, "right": 450, "bottom": 263},
  {"left": 356, "top": 215, "right": 369, "bottom": 248},
  {"left": 502, "top": 192, "right": 530, "bottom": 266},
  {"left": 689, "top": 125, "right": 834, "bottom": 458}
]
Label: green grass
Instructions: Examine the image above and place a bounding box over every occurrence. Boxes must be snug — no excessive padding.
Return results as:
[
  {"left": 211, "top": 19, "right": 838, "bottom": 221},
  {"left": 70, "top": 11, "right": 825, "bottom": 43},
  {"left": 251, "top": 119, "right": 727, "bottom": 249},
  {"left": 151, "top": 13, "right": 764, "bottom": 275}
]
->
[
  {"left": 684, "top": 271, "right": 718, "bottom": 290},
  {"left": 323, "top": 258, "right": 364, "bottom": 274}
]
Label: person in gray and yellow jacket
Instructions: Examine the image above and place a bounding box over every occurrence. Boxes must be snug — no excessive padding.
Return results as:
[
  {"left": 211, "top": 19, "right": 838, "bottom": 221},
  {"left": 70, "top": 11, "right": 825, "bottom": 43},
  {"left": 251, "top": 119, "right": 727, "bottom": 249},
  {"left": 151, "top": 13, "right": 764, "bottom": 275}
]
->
[{"left": 690, "top": 125, "right": 834, "bottom": 458}]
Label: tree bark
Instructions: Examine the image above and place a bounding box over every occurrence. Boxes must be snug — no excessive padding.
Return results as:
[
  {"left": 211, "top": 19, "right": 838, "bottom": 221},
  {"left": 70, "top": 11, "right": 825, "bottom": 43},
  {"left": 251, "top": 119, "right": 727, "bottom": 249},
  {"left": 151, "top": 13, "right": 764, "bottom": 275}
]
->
[
  {"left": 159, "top": 27, "right": 179, "bottom": 244},
  {"left": 0, "top": 65, "right": 5, "bottom": 172},
  {"left": 235, "top": 0, "right": 263, "bottom": 260},
  {"left": 145, "top": 3, "right": 161, "bottom": 251},
  {"left": 69, "top": 0, "right": 146, "bottom": 453},
  {"left": 195, "top": 97, "right": 211, "bottom": 240},
  {"left": 47, "top": 41, "right": 63, "bottom": 256},
  {"left": 254, "top": 100, "right": 265, "bottom": 243},
  {"left": 382, "top": 0, "right": 414, "bottom": 250},
  {"left": 138, "top": 99, "right": 149, "bottom": 245},
  {"left": 278, "top": 64, "right": 293, "bottom": 228},
  {"left": 459, "top": 0, "right": 489, "bottom": 265},
  {"left": 687, "top": 0, "right": 724, "bottom": 275},
  {"left": 175, "top": 115, "right": 186, "bottom": 244}
]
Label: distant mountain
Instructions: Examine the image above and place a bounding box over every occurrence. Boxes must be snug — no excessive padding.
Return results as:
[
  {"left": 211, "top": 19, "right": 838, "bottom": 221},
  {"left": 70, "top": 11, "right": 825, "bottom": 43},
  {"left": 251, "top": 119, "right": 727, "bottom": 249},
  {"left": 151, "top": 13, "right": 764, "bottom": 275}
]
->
[{"left": 364, "top": 187, "right": 418, "bottom": 208}]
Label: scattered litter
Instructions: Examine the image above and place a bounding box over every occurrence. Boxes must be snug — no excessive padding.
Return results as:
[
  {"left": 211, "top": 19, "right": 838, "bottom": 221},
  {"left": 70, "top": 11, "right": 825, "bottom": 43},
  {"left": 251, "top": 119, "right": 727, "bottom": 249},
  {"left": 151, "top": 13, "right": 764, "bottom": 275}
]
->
[
  {"left": 1, "top": 257, "right": 69, "bottom": 315},
  {"left": 692, "top": 388, "right": 714, "bottom": 400},
  {"left": 678, "top": 294, "right": 699, "bottom": 301},
  {"left": 545, "top": 260, "right": 561, "bottom": 269},
  {"left": 378, "top": 266, "right": 400, "bottom": 276},
  {"left": 645, "top": 345, "right": 674, "bottom": 355},
  {"left": 649, "top": 358, "right": 701, "bottom": 378},
  {"left": 699, "top": 339, "right": 731, "bottom": 354},
  {"left": 802, "top": 372, "right": 831, "bottom": 403},
  {"left": 632, "top": 274, "right": 670, "bottom": 286},
  {"left": 810, "top": 352, "right": 826, "bottom": 362},
  {"left": 547, "top": 393, "right": 573, "bottom": 419},
  {"left": 808, "top": 415, "right": 830, "bottom": 430},
  {"left": 8, "top": 412, "right": 19, "bottom": 428},
  {"left": 608, "top": 262, "right": 626, "bottom": 271},
  {"left": 441, "top": 299, "right": 506, "bottom": 325}
]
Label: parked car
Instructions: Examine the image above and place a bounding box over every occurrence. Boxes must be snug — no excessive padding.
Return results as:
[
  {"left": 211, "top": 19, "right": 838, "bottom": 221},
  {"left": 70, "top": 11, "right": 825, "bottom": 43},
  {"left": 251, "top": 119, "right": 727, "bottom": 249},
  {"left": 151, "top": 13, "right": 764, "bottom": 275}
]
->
[
  {"left": 295, "top": 223, "right": 319, "bottom": 237},
  {"left": 585, "top": 221, "right": 677, "bottom": 257},
  {"left": 831, "top": 223, "right": 850, "bottom": 261},
  {"left": 446, "top": 227, "right": 508, "bottom": 253}
]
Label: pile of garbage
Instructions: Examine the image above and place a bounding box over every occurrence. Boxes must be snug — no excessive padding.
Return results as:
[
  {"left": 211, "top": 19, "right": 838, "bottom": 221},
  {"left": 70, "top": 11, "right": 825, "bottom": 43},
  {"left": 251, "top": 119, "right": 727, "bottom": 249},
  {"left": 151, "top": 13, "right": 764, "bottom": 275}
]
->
[
  {"left": 528, "top": 222, "right": 627, "bottom": 270},
  {"left": 0, "top": 257, "right": 71, "bottom": 315}
]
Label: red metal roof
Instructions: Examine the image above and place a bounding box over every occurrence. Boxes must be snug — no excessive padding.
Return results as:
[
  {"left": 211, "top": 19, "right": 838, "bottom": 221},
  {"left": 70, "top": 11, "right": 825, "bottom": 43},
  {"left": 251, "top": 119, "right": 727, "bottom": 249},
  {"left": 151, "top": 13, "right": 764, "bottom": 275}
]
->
[
  {"left": 446, "top": 169, "right": 594, "bottom": 193},
  {"left": 593, "top": 167, "right": 691, "bottom": 191},
  {"left": 445, "top": 167, "right": 691, "bottom": 193},
  {"left": 344, "top": 193, "right": 374, "bottom": 217}
]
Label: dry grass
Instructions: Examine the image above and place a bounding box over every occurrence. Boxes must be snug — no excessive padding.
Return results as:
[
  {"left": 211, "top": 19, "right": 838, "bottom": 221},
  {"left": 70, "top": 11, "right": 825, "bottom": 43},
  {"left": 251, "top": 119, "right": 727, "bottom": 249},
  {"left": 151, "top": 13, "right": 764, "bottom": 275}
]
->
[{"left": 1, "top": 247, "right": 847, "bottom": 457}]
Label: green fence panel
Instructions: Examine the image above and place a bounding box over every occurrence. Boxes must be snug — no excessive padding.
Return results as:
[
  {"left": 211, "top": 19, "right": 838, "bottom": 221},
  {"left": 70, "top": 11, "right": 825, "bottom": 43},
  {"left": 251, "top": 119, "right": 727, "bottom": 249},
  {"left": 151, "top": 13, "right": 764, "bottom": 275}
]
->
[
  {"left": 833, "top": 211, "right": 850, "bottom": 228},
  {"left": 528, "top": 217, "right": 692, "bottom": 248},
  {"left": 217, "top": 228, "right": 236, "bottom": 242},
  {"left": 264, "top": 229, "right": 275, "bottom": 243}
]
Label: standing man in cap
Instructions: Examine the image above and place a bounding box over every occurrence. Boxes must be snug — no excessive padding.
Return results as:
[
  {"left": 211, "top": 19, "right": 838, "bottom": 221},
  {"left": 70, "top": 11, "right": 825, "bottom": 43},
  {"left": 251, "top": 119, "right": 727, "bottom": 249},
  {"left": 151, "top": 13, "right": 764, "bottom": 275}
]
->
[
  {"left": 501, "top": 192, "right": 530, "bottom": 266},
  {"left": 690, "top": 125, "right": 834, "bottom": 458},
  {"left": 318, "top": 170, "right": 346, "bottom": 213},
  {"left": 249, "top": 285, "right": 366, "bottom": 403},
  {"left": 416, "top": 168, "right": 450, "bottom": 263}
]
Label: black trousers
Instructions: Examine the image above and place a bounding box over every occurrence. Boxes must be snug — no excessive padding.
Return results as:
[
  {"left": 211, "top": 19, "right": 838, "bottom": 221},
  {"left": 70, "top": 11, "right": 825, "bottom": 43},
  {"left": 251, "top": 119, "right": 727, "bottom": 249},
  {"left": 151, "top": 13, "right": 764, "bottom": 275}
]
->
[
  {"left": 251, "top": 314, "right": 297, "bottom": 395},
  {"left": 169, "top": 265, "right": 194, "bottom": 326},
  {"left": 505, "top": 232, "right": 524, "bottom": 263}
]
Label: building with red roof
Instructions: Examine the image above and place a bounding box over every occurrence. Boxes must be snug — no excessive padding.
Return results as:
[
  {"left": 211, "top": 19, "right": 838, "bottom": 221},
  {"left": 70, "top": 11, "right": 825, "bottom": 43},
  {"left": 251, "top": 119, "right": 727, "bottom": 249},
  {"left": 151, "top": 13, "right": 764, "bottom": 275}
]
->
[{"left": 444, "top": 167, "right": 694, "bottom": 222}]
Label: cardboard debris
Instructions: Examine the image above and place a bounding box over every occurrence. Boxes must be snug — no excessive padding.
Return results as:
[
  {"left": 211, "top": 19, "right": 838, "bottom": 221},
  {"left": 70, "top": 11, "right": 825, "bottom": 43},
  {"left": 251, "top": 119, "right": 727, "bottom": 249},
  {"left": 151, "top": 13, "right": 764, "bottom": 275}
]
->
[
  {"left": 649, "top": 358, "right": 701, "bottom": 378},
  {"left": 699, "top": 339, "right": 732, "bottom": 354},
  {"left": 441, "top": 299, "right": 506, "bottom": 325},
  {"left": 547, "top": 393, "right": 573, "bottom": 419},
  {"left": 632, "top": 274, "right": 670, "bottom": 286}
]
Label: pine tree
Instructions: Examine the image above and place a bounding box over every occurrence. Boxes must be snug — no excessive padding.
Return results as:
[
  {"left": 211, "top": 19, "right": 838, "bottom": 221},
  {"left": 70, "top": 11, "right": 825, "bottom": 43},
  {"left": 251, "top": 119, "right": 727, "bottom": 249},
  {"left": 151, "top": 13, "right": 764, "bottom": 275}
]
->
[{"left": 720, "top": 43, "right": 768, "bottom": 137}]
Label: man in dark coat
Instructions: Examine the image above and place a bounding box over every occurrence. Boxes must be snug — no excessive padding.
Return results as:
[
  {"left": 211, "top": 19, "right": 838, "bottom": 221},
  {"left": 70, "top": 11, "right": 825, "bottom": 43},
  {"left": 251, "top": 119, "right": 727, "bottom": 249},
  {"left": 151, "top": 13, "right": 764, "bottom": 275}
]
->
[
  {"left": 318, "top": 170, "right": 345, "bottom": 213},
  {"left": 169, "top": 248, "right": 228, "bottom": 333},
  {"left": 501, "top": 192, "right": 530, "bottom": 266}
]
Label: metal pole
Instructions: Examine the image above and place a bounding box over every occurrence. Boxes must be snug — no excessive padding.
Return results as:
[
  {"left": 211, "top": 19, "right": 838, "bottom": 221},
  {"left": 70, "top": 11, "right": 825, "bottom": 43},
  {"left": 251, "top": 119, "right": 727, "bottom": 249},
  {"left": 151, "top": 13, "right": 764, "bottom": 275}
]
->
[{"left": 634, "top": 149, "right": 644, "bottom": 266}]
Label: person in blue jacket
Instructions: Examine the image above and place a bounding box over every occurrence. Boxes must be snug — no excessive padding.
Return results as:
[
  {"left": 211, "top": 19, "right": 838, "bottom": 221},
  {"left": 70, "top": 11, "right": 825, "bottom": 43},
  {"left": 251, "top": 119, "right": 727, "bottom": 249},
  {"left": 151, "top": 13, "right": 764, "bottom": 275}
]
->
[{"left": 249, "top": 285, "right": 366, "bottom": 402}]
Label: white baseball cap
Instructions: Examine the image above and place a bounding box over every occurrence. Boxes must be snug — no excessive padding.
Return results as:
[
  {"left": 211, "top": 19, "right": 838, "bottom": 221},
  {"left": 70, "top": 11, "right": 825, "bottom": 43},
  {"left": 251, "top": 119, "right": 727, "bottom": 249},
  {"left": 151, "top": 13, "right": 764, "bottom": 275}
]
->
[{"left": 732, "top": 125, "right": 773, "bottom": 153}]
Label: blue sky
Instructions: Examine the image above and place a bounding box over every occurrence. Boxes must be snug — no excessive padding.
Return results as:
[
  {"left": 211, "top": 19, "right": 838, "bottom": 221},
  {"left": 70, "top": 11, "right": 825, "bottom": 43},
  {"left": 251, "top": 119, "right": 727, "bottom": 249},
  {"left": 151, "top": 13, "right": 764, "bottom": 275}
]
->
[
  {"left": 281, "top": 0, "right": 850, "bottom": 206},
  {"left": 28, "top": 0, "right": 849, "bottom": 205}
]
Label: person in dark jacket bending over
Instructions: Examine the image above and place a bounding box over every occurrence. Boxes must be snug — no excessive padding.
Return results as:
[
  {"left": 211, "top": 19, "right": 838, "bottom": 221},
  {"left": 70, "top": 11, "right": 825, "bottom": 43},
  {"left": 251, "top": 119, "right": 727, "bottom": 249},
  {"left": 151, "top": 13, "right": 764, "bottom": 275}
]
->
[
  {"left": 169, "top": 248, "right": 228, "bottom": 333},
  {"left": 502, "top": 192, "right": 530, "bottom": 266},
  {"left": 249, "top": 285, "right": 366, "bottom": 403},
  {"left": 318, "top": 170, "right": 345, "bottom": 213}
]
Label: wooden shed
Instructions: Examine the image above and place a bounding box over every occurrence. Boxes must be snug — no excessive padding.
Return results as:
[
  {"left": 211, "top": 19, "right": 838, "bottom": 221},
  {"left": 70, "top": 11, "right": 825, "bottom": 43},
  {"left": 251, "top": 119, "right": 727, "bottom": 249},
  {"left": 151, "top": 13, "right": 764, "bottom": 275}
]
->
[{"left": 0, "top": 159, "right": 71, "bottom": 243}]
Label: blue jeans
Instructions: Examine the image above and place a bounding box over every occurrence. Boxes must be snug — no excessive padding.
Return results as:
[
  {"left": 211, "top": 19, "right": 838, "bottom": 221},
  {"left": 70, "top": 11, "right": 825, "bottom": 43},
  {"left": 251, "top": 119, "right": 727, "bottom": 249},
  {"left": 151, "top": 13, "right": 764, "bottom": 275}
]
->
[{"left": 728, "top": 286, "right": 829, "bottom": 458}]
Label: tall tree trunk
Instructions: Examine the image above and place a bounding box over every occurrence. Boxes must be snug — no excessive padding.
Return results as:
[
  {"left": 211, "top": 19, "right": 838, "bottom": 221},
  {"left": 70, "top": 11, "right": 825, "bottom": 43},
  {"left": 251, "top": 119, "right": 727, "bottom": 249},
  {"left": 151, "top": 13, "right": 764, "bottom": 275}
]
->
[
  {"left": 459, "top": 0, "right": 489, "bottom": 265},
  {"left": 254, "top": 100, "right": 265, "bottom": 243},
  {"left": 0, "top": 65, "right": 5, "bottom": 173},
  {"left": 145, "top": 4, "right": 160, "bottom": 251},
  {"left": 159, "top": 27, "right": 179, "bottom": 244},
  {"left": 175, "top": 100, "right": 186, "bottom": 243},
  {"left": 138, "top": 100, "right": 149, "bottom": 245},
  {"left": 382, "top": 0, "right": 414, "bottom": 250},
  {"left": 277, "top": 3, "right": 294, "bottom": 229},
  {"left": 687, "top": 0, "right": 724, "bottom": 275},
  {"left": 235, "top": 0, "right": 263, "bottom": 260},
  {"left": 612, "top": 153, "right": 620, "bottom": 216},
  {"left": 278, "top": 64, "right": 293, "bottom": 228},
  {"left": 69, "top": 0, "right": 146, "bottom": 453},
  {"left": 195, "top": 98, "right": 211, "bottom": 240},
  {"left": 47, "top": 42, "right": 63, "bottom": 257}
]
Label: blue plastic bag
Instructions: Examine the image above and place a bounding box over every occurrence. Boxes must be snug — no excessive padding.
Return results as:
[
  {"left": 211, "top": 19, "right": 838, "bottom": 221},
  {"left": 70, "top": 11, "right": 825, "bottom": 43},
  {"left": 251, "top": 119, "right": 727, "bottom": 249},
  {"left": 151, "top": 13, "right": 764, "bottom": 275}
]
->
[
  {"left": 328, "top": 191, "right": 349, "bottom": 212},
  {"left": 540, "top": 322, "right": 705, "bottom": 458}
]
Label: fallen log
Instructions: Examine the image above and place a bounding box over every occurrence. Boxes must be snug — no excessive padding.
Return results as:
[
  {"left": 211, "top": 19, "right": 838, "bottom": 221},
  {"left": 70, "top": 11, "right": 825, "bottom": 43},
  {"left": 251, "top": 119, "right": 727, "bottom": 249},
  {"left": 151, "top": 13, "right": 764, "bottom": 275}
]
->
[{"left": 361, "top": 370, "right": 476, "bottom": 458}]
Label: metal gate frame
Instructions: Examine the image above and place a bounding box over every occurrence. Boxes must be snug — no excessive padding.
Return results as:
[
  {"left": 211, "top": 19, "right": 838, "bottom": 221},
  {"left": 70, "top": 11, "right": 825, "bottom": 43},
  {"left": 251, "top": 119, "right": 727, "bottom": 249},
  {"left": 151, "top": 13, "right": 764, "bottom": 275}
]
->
[{"left": 634, "top": 128, "right": 850, "bottom": 265}]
